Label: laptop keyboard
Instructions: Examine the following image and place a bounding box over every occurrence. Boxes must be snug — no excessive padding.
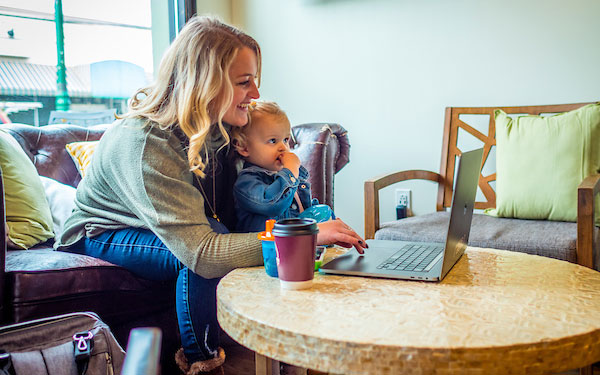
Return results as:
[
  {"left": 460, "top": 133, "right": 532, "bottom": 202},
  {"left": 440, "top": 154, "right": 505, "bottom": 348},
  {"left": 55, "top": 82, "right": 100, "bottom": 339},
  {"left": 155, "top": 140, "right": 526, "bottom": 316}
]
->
[{"left": 376, "top": 244, "right": 444, "bottom": 272}]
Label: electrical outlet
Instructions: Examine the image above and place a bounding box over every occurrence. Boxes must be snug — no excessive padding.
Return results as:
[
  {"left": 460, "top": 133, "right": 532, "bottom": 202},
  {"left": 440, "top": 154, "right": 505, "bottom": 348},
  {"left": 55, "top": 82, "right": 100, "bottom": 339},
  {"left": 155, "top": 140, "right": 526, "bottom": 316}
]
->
[{"left": 395, "top": 189, "right": 411, "bottom": 210}]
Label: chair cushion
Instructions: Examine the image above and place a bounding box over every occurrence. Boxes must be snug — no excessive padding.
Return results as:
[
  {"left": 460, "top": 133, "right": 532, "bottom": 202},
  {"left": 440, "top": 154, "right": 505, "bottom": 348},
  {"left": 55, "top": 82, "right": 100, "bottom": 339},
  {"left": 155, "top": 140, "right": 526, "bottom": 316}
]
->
[
  {"left": 375, "top": 212, "right": 600, "bottom": 267},
  {"left": 489, "top": 104, "right": 600, "bottom": 224},
  {"left": 5, "top": 249, "right": 175, "bottom": 325}
]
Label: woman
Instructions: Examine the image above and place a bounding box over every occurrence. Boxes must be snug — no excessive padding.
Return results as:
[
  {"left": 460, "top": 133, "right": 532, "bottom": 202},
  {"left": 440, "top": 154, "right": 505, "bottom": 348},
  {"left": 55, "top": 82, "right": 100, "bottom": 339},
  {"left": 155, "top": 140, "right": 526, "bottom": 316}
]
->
[{"left": 57, "top": 16, "right": 366, "bottom": 375}]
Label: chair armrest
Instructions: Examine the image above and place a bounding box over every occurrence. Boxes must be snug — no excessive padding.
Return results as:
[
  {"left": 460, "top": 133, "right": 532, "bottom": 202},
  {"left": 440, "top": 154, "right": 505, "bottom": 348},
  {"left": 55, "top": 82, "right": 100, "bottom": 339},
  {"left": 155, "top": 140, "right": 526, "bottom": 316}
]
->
[
  {"left": 291, "top": 123, "right": 350, "bottom": 209},
  {"left": 577, "top": 174, "right": 600, "bottom": 269},
  {"left": 364, "top": 170, "right": 444, "bottom": 239},
  {"left": 121, "top": 327, "right": 162, "bottom": 375}
]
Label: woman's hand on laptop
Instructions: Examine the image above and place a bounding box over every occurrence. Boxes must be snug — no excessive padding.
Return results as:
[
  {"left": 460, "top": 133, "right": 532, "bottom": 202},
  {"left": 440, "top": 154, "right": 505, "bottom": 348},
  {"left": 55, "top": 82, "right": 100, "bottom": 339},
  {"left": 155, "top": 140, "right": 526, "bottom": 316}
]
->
[{"left": 317, "top": 218, "right": 367, "bottom": 254}]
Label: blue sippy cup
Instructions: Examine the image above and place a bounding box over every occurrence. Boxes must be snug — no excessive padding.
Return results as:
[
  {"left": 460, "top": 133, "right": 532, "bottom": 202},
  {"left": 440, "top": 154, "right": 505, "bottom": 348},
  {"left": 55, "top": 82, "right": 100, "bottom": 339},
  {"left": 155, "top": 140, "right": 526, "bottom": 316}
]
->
[
  {"left": 298, "top": 204, "right": 335, "bottom": 223},
  {"left": 258, "top": 219, "right": 278, "bottom": 277}
]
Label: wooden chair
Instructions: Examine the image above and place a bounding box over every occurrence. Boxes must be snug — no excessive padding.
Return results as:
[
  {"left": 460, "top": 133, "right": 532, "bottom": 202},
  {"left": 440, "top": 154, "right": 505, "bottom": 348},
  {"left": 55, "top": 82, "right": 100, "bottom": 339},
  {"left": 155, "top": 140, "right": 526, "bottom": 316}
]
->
[{"left": 365, "top": 102, "right": 599, "bottom": 269}]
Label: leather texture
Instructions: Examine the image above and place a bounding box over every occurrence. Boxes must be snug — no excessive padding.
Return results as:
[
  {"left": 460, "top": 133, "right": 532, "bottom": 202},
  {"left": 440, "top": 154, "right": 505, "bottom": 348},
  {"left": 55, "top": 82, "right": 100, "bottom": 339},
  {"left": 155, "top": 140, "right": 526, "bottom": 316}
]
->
[
  {"left": 290, "top": 123, "right": 350, "bottom": 208},
  {"left": 0, "top": 121, "right": 349, "bottom": 369},
  {"left": 2, "top": 123, "right": 108, "bottom": 188}
]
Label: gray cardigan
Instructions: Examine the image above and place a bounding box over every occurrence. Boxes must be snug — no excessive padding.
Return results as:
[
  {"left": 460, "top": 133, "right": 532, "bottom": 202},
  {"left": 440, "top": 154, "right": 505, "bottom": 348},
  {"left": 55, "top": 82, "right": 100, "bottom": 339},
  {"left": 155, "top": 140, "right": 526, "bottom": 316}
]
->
[{"left": 57, "top": 117, "right": 262, "bottom": 279}]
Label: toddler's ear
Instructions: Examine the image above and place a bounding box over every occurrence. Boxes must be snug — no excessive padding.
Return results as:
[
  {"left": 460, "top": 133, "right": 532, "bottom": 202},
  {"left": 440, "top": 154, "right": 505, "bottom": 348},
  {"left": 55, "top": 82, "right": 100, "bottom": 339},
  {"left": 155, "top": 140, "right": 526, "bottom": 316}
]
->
[{"left": 233, "top": 140, "right": 250, "bottom": 157}]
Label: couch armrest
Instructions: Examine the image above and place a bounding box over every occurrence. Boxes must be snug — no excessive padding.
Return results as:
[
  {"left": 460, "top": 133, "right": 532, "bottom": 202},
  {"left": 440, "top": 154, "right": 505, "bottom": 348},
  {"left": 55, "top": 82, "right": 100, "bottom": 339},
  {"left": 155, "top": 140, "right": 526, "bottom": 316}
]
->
[
  {"left": 291, "top": 123, "right": 350, "bottom": 209},
  {"left": 577, "top": 174, "right": 600, "bottom": 269},
  {"left": 364, "top": 170, "right": 444, "bottom": 239}
]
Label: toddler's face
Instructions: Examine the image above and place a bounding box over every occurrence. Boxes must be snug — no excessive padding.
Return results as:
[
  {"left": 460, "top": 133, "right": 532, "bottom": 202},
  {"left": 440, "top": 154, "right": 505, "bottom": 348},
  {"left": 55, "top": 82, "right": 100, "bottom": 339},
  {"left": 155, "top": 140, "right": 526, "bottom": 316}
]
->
[{"left": 238, "top": 115, "right": 291, "bottom": 172}]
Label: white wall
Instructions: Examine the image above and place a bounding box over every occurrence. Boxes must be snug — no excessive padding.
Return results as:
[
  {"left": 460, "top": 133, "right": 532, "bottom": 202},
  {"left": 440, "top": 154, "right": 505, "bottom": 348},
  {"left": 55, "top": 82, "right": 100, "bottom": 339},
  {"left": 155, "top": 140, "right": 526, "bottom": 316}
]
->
[
  {"left": 197, "top": 0, "right": 233, "bottom": 23},
  {"left": 200, "top": 0, "right": 600, "bottom": 236}
]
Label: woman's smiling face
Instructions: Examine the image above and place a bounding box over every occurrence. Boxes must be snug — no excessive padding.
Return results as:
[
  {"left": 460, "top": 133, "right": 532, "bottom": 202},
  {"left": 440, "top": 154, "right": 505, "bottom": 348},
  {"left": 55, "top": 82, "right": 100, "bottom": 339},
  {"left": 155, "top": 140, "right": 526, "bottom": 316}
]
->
[{"left": 223, "top": 47, "right": 260, "bottom": 127}]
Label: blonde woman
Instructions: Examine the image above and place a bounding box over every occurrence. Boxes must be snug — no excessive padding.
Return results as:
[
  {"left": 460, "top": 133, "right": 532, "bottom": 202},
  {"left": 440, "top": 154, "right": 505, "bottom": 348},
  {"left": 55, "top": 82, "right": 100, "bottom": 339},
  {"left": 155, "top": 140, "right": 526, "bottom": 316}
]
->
[{"left": 57, "top": 16, "right": 366, "bottom": 375}]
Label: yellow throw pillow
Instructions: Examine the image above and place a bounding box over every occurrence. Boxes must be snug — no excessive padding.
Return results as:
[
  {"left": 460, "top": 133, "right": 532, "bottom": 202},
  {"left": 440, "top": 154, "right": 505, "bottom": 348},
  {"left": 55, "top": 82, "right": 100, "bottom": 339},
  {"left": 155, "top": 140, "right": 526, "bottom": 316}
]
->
[
  {"left": 0, "top": 129, "right": 54, "bottom": 249},
  {"left": 66, "top": 141, "right": 99, "bottom": 178}
]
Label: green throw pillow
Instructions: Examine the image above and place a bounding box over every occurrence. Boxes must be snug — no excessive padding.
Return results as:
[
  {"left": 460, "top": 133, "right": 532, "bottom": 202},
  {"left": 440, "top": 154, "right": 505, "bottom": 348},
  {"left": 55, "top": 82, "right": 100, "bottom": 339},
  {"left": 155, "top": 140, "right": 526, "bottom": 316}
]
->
[
  {"left": 0, "top": 129, "right": 54, "bottom": 249},
  {"left": 485, "top": 103, "right": 600, "bottom": 224}
]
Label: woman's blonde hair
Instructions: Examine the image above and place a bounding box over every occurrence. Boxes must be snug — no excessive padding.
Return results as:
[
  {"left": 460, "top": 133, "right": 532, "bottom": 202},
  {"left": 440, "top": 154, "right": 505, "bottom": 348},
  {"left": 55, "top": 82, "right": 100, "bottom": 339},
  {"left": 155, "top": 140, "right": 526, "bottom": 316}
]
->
[
  {"left": 124, "top": 16, "right": 261, "bottom": 177},
  {"left": 231, "top": 101, "right": 290, "bottom": 152}
]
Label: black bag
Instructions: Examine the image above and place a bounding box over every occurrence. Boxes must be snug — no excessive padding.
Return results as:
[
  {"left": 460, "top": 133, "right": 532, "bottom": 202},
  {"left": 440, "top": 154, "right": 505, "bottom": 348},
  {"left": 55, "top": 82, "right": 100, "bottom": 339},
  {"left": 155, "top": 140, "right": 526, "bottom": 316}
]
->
[{"left": 0, "top": 312, "right": 125, "bottom": 375}]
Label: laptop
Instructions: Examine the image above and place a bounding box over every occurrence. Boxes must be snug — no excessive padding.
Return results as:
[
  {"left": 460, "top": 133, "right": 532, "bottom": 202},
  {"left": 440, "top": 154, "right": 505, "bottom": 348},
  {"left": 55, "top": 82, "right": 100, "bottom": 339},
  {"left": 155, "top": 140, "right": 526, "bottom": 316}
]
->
[{"left": 320, "top": 147, "right": 484, "bottom": 282}]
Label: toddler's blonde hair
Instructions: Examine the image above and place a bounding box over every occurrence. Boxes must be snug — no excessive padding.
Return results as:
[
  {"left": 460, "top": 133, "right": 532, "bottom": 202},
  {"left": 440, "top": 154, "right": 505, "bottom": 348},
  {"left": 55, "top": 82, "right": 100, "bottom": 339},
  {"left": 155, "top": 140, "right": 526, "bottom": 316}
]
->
[{"left": 232, "top": 101, "right": 290, "bottom": 152}]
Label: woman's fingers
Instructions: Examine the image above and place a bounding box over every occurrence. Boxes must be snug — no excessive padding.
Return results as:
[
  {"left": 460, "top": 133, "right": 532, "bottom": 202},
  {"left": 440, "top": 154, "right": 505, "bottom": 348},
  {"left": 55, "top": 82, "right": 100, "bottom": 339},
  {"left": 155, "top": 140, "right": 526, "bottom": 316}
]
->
[
  {"left": 337, "top": 218, "right": 367, "bottom": 251},
  {"left": 316, "top": 218, "right": 367, "bottom": 254},
  {"left": 334, "top": 232, "right": 365, "bottom": 254}
]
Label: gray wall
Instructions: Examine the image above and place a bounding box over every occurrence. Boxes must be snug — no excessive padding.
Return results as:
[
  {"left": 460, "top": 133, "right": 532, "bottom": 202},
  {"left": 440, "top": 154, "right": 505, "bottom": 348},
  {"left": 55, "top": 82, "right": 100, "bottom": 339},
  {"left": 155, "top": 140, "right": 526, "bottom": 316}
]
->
[{"left": 184, "top": 0, "right": 600, "bottom": 236}]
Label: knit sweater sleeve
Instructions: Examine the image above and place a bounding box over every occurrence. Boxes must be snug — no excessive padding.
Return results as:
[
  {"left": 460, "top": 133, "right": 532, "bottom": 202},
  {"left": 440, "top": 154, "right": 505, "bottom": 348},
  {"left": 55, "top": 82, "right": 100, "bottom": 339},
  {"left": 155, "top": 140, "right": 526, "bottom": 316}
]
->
[
  {"left": 135, "top": 124, "right": 263, "bottom": 278},
  {"left": 60, "top": 119, "right": 263, "bottom": 279}
]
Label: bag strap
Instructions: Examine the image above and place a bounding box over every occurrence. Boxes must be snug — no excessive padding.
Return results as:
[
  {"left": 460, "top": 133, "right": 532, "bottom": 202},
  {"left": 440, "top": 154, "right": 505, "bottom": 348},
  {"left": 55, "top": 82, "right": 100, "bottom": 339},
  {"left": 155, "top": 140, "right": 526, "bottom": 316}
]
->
[
  {"left": 0, "top": 351, "right": 15, "bottom": 375},
  {"left": 73, "top": 331, "right": 94, "bottom": 375}
]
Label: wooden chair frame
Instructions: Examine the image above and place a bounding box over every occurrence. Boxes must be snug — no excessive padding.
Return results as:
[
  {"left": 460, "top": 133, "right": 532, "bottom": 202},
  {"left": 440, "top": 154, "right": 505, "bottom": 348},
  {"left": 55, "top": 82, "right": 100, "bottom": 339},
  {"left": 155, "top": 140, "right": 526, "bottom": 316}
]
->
[{"left": 364, "top": 102, "right": 599, "bottom": 270}]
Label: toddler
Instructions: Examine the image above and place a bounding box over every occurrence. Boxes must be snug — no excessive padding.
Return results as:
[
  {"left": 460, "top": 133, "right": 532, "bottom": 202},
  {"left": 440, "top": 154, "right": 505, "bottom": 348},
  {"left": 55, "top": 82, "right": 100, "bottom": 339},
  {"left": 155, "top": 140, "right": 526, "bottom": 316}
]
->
[{"left": 232, "top": 101, "right": 332, "bottom": 232}]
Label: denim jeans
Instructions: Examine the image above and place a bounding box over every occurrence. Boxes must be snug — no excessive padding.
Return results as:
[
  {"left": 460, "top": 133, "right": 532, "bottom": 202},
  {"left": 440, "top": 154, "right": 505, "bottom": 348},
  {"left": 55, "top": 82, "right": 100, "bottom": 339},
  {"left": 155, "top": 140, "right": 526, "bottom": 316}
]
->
[{"left": 65, "top": 219, "right": 228, "bottom": 363}]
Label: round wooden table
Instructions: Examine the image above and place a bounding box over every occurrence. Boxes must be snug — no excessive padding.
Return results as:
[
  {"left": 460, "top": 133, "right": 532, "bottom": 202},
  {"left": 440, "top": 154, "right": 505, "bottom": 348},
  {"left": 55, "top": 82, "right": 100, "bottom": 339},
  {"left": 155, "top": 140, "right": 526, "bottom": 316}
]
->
[{"left": 217, "top": 247, "right": 600, "bottom": 374}]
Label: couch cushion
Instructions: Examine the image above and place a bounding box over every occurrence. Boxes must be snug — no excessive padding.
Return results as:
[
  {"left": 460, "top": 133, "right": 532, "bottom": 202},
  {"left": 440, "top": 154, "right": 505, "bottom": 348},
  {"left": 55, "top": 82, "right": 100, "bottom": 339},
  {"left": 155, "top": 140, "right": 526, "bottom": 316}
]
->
[
  {"left": 375, "top": 212, "right": 600, "bottom": 267},
  {"left": 5, "top": 249, "right": 175, "bottom": 325}
]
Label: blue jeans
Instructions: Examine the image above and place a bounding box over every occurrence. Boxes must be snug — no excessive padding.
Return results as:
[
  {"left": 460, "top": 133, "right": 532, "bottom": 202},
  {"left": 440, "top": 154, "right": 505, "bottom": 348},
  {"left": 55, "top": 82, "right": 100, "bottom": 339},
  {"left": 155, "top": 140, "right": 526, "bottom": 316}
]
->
[{"left": 65, "top": 219, "right": 228, "bottom": 363}]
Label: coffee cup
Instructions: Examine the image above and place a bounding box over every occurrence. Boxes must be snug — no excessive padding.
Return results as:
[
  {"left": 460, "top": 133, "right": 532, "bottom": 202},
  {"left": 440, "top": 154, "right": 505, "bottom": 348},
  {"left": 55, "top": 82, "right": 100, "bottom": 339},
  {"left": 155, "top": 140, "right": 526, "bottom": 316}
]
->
[{"left": 272, "top": 218, "right": 319, "bottom": 290}]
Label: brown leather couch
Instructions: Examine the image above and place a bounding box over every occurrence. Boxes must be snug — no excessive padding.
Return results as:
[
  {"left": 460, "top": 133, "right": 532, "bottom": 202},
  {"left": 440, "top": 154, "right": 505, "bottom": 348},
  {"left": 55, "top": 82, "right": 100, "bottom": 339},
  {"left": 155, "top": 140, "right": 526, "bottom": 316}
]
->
[{"left": 0, "top": 121, "right": 350, "bottom": 369}]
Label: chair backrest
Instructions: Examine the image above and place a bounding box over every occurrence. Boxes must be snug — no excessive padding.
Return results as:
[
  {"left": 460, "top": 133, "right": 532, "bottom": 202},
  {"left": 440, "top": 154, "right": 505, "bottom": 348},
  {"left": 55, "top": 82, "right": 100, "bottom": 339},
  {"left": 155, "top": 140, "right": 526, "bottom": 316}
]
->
[
  {"left": 291, "top": 123, "right": 350, "bottom": 209},
  {"left": 48, "top": 109, "right": 116, "bottom": 127},
  {"left": 438, "top": 102, "right": 595, "bottom": 211}
]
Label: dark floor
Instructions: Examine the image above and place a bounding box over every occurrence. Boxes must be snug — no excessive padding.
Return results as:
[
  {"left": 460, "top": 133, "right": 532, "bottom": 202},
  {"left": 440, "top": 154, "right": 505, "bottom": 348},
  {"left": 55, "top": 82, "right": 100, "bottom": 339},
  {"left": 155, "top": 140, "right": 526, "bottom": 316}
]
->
[
  {"left": 221, "top": 341, "right": 327, "bottom": 375},
  {"left": 222, "top": 342, "right": 255, "bottom": 375}
]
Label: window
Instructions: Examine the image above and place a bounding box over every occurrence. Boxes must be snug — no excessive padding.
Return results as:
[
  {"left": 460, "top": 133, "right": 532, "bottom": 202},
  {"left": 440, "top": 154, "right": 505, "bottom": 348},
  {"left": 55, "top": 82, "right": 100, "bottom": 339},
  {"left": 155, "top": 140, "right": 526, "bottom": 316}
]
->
[{"left": 0, "top": 0, "right": 153, "bottom": 126}]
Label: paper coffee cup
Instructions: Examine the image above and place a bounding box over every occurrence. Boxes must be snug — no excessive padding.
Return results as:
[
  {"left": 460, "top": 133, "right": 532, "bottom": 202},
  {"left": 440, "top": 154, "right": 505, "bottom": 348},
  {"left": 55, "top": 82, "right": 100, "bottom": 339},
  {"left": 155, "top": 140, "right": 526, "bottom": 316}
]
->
[{"left": 273, "top": 218, "right": 319, "bottom": 290}]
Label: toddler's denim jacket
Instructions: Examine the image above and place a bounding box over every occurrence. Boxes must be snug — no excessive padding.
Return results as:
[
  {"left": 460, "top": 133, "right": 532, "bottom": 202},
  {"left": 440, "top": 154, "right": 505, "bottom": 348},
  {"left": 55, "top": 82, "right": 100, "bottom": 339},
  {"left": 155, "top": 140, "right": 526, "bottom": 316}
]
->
[{"left": 233, "top": 162, "right": 312, "bottom": 232}]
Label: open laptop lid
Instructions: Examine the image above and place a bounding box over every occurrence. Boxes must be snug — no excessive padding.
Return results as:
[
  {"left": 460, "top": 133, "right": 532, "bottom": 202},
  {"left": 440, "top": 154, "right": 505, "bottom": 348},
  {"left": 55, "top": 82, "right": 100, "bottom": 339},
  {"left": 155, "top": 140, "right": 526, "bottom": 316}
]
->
[{"left": 439, "top": 147, "right": 483, "bottom": 279}]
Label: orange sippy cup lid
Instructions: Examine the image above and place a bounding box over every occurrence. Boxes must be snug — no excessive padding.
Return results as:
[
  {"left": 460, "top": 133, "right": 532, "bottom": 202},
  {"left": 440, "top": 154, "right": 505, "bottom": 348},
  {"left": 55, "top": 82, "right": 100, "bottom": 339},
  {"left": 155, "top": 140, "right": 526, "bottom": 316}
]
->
[{"left": 257, "top": 219, "right": 276, "bottom": 241}]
